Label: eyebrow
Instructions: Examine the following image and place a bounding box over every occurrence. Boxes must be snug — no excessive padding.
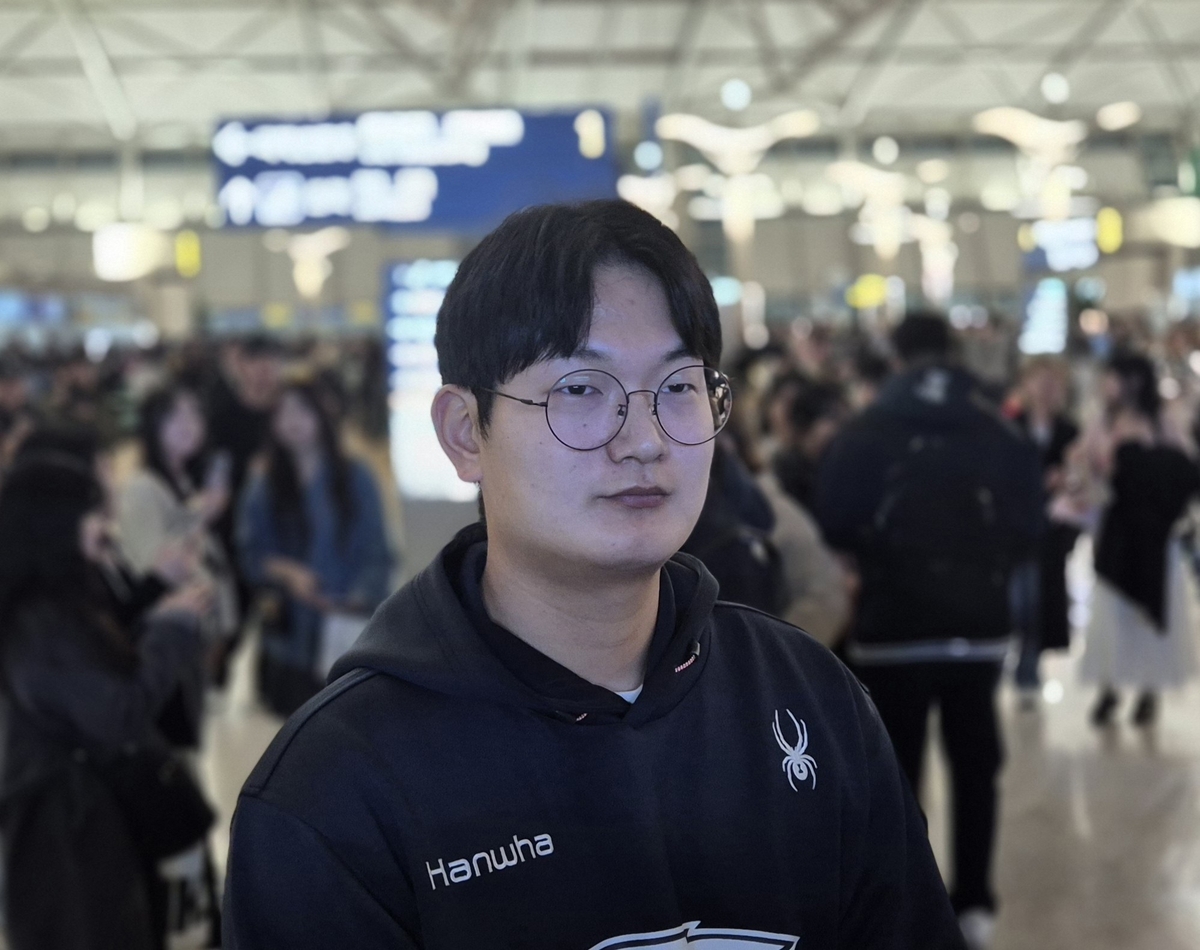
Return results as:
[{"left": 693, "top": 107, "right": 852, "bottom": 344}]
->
[{"left": 569, "top": 344, "right": 696, "bottom": 366}]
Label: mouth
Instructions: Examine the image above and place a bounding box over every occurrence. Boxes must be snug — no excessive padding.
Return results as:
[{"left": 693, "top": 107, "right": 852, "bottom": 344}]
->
[{"left": 603, "top": 486, "right": 670, "bottom": 509}]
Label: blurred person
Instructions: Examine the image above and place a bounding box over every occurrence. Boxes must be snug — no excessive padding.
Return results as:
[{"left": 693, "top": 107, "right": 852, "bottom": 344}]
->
[
  {"left": 1008, "top": 357, "right": 1080, "bottom": 698},
  {"left": 0, "top": 355, "right": 35, "bottom": 471},
  {"left": 772, "top": 376, "right": 849, "bottom": 515},
  {"left": 119, "top": 384, "right": 239, "bottom": 682},
  {"left": 1081, "top": 353, "right": 1200, "bottom": 727},
  {"left": 757, "top": 461, "right": 851, "bottom": 648},
  {"left": 849, "top": 346, "right": 892, "bottom": 409},
  {"left": 223, "top": 201, "right": 963, "bottom": 949},
  {"left": 761, "top": 367, "right": 806, "bottom": 451},
  {"left": 0, "top": 453, "right": 214, "bottom": 950},
  {"left": 206, "top": 334, "right": 283, "bottom": 566},
  {"left": 206, "top": 335, "right": 283, "bottom": 682},
  {"left": 816, "top": 312, "right": 1042, "bottom": 949},
  {"left": 237, "top": 379, "right": 392, "bottom": 716},
  {"left": 681, "top": 441, "right": 785, "bottom": 615}
]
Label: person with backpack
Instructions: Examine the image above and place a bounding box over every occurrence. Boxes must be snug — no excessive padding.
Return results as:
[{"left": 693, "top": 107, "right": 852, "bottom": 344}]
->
[
  {"left": 815, "top": 313, "right": 1042, "bottom": 950},
  {"left": 681, "top": 441, "right": 787, "bottom": 616}
]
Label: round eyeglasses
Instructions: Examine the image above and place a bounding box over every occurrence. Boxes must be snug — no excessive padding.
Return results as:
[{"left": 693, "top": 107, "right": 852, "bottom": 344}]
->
[{"left": 484, "top": 364, "right": 733, "bottom": 452}]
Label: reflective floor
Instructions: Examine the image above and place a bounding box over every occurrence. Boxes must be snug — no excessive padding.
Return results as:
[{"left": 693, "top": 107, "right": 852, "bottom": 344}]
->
[{"left": 200, "top": 636, "right": 1200, "bottom": 948}]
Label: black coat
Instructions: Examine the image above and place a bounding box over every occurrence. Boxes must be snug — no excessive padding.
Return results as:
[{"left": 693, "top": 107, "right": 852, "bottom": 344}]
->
[
  {"left": 1095, "top": 442, "right": 1200, "bottom": 629},
  {"left": 0, "top": 594, "right": 202, "bottom": 950},
  {"left": 1014, "top": 413, "right": 1080, "bottom": 651}
]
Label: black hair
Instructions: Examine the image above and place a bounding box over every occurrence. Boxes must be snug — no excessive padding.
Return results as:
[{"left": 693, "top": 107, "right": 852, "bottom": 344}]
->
[
  {"left": 435, "top": 200, "right": 722, "bottom": 434},
  {"left": 891, "top": 311, "right": 955, "bottom": 364},
  {"left": 13, "top": 424, "right": 100, "bottom": 469},
  {"left": 786, "top": 379, "right": 847, "bottom": 436},
  {"left": 138, "top": 384, "right": 208, "bottom": 500},
  {"left": 0, "top": 456, "right": 129, "bottom": 666},
  {"left": 266, "top": 381, "right": 356, "bottom": 550},
  {"left": 1106, "top": 351, "right": 1160, "bottom": 421},
  {"left": 240, "top": 333, "right": 284, "bottom": 359}
]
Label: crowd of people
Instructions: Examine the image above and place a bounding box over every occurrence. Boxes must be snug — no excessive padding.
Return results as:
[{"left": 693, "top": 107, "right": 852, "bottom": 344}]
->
[
  {"left": 681, "top": 311, "right": 1200, "bottom": 949},
  {"left": 0, "top": 260, "right": 1199, "bottom": 948},
  {"left": 0, "top": 334, "right": 395, "bottom": 948}
]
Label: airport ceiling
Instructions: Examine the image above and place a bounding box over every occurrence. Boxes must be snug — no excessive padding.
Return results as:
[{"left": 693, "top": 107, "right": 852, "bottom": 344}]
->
[{"left": 0, "top": 0, "right": 1198, "bottom": 156}]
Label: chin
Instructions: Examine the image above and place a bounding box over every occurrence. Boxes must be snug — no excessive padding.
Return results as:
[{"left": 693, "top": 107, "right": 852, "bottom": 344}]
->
[{"left": 586, "top": 521, "right": 692, "bottom": 575}]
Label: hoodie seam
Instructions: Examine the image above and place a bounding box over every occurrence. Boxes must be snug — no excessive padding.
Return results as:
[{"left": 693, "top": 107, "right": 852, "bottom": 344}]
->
[{"left": 242, "top": 667, "right": 377, "bottom": 795}]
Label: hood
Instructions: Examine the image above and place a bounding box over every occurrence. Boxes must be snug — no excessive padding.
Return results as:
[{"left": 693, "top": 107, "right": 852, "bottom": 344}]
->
[
  {"left": 873, "top": 363, "right": 997, "bottom": 429},
  {"left": 329, "top": 523, "right": 721, "bottom": 727}
]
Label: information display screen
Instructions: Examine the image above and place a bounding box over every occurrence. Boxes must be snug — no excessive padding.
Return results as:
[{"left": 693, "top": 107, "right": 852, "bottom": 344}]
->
[
  {"left": 215, "top": 109, "right": 618, "bottom": 232},
  {"left": 385, "top": 259, "right": 476, "bottom": 502}
]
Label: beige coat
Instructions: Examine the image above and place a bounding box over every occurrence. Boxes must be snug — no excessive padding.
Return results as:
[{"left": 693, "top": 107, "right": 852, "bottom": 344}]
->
[{"left": 758, "top": 471, "right": 849, "bottom": 648}]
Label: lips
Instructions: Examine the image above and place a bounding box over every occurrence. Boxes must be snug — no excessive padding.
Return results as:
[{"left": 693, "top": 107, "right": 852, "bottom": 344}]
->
[{"left": 604, "top": 486, "right": 669, "bottom": 509}]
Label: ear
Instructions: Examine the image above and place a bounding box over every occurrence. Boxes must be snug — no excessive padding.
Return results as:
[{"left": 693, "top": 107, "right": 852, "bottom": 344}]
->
[{"left": 431, "top": 385, "right": 484, "bottom": 484}]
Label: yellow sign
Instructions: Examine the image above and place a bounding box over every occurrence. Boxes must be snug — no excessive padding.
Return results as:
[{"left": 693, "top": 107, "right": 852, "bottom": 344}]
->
[
  {"left": 174, "top": 230, "right": 202, "bottom": 279},
  {"left": 262, "top": 302, "right": 292, "bottom": 329},
  {"left": 1096, "top": 207, "right": 1123, "bottom": 254},
  {"left": 845, "top": 274, "right": 888, "bottom": 310}
]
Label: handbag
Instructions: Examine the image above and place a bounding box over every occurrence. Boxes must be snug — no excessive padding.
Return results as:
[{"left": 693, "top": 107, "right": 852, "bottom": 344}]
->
[{"left": 100, "top": 744, "right": 216, "bottom": 862}]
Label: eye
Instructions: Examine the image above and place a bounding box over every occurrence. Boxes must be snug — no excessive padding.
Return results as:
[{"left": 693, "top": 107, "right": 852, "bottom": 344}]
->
[
  {"left": 556, "top": 383, "right": 601, "bottom": 397},
  {"left": 662, "top": 381, "right": 697, "bottom": 395}
]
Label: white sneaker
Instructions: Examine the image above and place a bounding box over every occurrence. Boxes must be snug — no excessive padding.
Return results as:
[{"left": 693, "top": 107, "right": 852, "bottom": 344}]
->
[{"left": 958, "top": 908, "right": 996, "bottom": 950}]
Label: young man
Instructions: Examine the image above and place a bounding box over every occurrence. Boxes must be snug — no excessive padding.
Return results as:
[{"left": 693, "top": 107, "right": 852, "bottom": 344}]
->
[{"left": 224, "top": 201, "right": 965, "bottom": 949}]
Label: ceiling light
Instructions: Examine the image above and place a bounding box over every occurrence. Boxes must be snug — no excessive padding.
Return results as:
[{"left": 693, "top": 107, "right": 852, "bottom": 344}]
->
[
  {"left": 633, "top": 141, "right": 664, "bottom": 172},
  {"left": 93, "top": 223, "right": 170, "bottom": 281},
  {"left": 872, "top": 136, "right": 899, "bottom": 166},
  {"left": 1096, "top": 101, "right": 1141, "bottom": 132},
  {"left": 801, "top": 182, "right": 844, "bottom": 216},
  {"left": 22, "top": 207, "right": 49, "bottom": 233},
  {"left": 721, "top": 78, "right": 752, "bottom": 112},
  {"left": 917, "top": 159, "right": 950, "bottom": 184},
  {"left": 1041, "top": 73, "right": 1070, "bottom": 104},
  {"left": 981, "top": 181, "right": 1020, "bottom": 212},
  {"left": 957, "top": 212, "right": 981, "bottom": 234},
  {"left": 924, "top": 188, "right": 952, "bottom": 221}
]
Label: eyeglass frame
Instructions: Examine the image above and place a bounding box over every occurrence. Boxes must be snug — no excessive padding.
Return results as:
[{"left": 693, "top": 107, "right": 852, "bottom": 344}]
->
[{"left": 480, "top": 363, "right": 733, "bottom": 451}]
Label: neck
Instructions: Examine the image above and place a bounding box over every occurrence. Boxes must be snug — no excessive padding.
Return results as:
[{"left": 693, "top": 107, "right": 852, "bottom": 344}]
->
[{"left": 480, "top": 543, "right": 660, "bottom": 693}]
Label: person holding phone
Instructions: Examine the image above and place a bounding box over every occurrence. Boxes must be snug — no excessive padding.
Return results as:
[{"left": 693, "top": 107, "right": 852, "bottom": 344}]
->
[
  {"left": 236, "top": 379, "right": 392, "bottom": 716},
  {"left": 0, "top": 450, "right": 213, "bottom": 950},
  {"left": 118, "top": 384, "right": 240, "bottom": 667}
]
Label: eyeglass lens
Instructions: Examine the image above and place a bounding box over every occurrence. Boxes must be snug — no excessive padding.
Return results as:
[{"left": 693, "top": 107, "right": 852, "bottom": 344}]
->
[{"left": 545, "top": 366, "right": 732, "bottom": 450}]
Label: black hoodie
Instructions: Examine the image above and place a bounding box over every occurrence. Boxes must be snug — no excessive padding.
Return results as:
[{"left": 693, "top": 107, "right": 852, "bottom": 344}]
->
[{"left": 224, "top": 524, "right": 964, "bottom": 950}]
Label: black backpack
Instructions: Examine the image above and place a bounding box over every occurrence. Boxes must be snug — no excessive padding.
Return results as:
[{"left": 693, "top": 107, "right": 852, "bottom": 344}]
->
[
  {"left": 683, "top": 449, "right": 787, "bottom": 616},
  {"left": 867, "top": 431, "right": 1011, "bottom": 632}
]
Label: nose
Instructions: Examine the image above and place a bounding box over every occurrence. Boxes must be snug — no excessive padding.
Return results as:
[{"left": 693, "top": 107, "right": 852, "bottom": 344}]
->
[{"left": 607, "top": 389, "right": 667, "bottom": 462}]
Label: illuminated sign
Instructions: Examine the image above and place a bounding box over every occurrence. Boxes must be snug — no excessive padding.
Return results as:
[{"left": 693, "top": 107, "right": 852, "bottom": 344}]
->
[
  {"left": 214, "top": 109, "right": 617, "bottom": 231},
  {"left": 1020, "top": 278, "right": 1069, "bottom": 354},
  {"left": 1022, "top": 217, "right": 1100, "bottom": 273},
  {"left": 385, "top": 259, "right": 476, "bottom": 502}
]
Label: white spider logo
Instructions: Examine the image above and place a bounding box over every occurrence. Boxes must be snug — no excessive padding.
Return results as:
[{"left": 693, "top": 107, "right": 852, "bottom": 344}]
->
[{"left": 772, "top": 709, "right": 817, "bottom": 792}]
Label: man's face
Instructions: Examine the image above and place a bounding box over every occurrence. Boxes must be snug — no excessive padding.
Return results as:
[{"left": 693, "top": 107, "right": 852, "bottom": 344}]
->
[{"left": 477, "top": 264, "right": 715, "bottom": 582}]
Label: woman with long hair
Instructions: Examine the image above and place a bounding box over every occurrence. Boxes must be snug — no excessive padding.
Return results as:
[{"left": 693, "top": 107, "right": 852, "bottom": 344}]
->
[
  {"left": 119, "top": 383, "right": 239, "bottom": 671},
  {"left": 1080, "top": 353, "right": 1200, "bottom": 726},
  {"left": 0, "top": 451, "right": 211, "bottom": 950},
  {"left": 238, "top": 379, "right": 392, "bottom": 716}
]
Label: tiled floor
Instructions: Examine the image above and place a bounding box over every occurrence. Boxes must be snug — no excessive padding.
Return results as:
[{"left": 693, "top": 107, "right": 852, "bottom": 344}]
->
[{"left": 200, "top": 634, "right": 1200, "bottom": 948}]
